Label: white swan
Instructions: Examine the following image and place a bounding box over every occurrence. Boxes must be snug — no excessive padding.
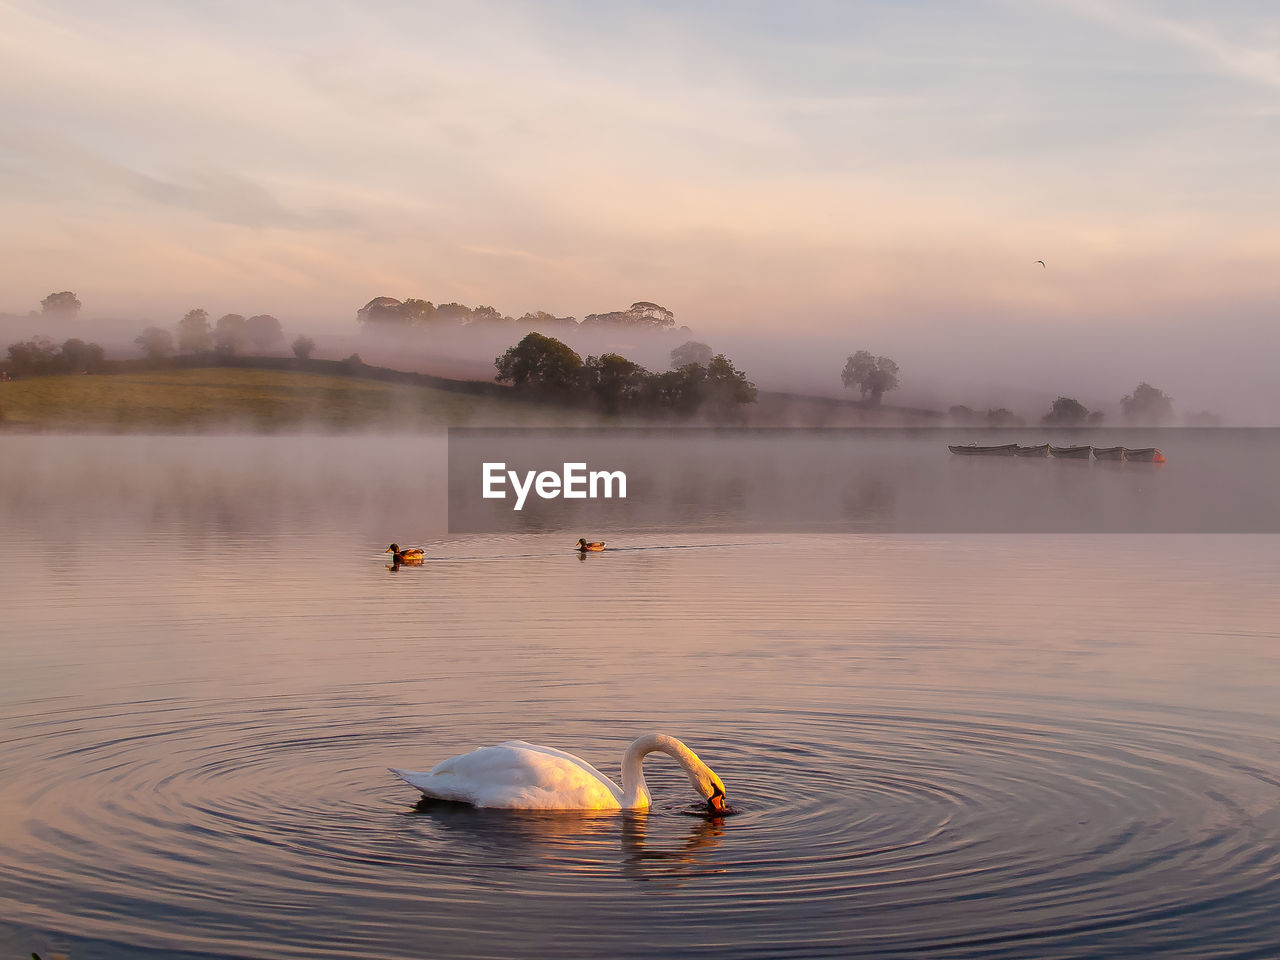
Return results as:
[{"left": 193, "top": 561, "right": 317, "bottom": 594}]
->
[{"left": 390, "top": 733, "right": 728, "bottom": 813}]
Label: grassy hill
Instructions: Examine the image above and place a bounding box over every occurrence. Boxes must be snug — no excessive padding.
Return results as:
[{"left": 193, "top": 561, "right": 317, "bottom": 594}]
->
[{"left": 0, "top": 367, "right": 585, "bottom": 431}]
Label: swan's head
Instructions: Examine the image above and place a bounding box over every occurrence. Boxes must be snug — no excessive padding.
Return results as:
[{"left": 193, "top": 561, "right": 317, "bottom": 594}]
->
[
  {"left": 689, "top": 765, "right": 728, "bottom": 811},
  {"left": 705, "top": 783, "right": 728, "bottom": 814}
]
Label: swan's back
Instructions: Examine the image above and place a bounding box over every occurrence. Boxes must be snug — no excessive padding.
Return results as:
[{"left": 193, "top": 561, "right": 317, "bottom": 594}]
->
[{"left": 390, "top": 740, "right": 623, "bottom": 810}]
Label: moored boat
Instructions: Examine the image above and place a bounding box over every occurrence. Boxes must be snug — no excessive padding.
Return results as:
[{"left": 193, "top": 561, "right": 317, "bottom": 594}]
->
[
  {"left": 948, "top": 443, "right": 1019, "bottom": 456},
  {"left": 1125, "top": 447, "right": 1167, "bottom": 463},
  {"left": 1049, "top": 445, "right": 1094, "bottom": 459},
  {"left": 1014, "top": 443, "right": 1050, "bottom": 457},
  {"left": 1093, "top": 446, "right": 1127, "bottom": 461}
]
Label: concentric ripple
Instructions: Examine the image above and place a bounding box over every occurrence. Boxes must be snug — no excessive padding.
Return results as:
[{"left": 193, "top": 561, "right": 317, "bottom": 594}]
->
[{"left": 3, "top": 694, "right": 1279, "bottom": 959}]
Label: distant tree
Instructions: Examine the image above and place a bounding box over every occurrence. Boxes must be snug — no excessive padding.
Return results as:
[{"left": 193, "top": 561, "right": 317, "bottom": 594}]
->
[
  {"left": 582, "top": 301, "right": 676, "bottom": 329},
  {"left": 135, "top": 326, "right": 175, "bottom": 361},
  {"left": 644, "top": 363, "right": 707, "bottom": 415},
  {"left": 59, "top": 337, "right": 105, "bottom": 373},
  {"left": 213, "top": 314, "right": 247, "bottom": 356},
  {"left": 948, "top": 405, "right": 980, "bottom": 424},
  {"left": 357, "top": 297, "right": 408, "bottom": 325},
  {"left": 1120, "top": 382, "right": 1173, "bottom": 423},
  {"left": 6, "top": 336, "right": 61, "bottom": 374},
  {"left": 398, "top": 299, "right": 436, "bottom": 324},
  {"left": 245, "top": 314, "right": 284, "bottom": 352},
  {"left": 177, "top": 308, "right": 211, "bottom": 354},
  {"left": 435, "top": 302, "right": 473, "bottom": 325},
  {"left": 41, "top": 291, "right": 81, "bottom": 320},
  {"left": 1042, "top": 396, "right": 1091, "bottom": 425},
  {"left": 495, "top": 332, "right": 584, "bottom": 393},
  {"left": 670, "top": 340, "right": 713, "bottom": 368},
  {"left": 700, "top": 354, "right": 758, "bottom": 417},
  {"left": 985, "top": 407, "right": 1024, "bottom": 427},
  {"left": 291, "top": 335, "right": 316, "bottom": 360},
  {"left": 468, "top": 305, "right": 511, "bottom": 326},
  {"left": 841, "top": 350, "right": 900, "bottom": 406},
  {"left": 582, "top": 353, "right": 648, "bottom": 413}
]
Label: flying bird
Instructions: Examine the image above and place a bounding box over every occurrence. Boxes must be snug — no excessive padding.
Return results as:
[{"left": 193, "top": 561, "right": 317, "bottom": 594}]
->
[{"left": 1035, "top": 260, "right": 1046, "bottom": 268}]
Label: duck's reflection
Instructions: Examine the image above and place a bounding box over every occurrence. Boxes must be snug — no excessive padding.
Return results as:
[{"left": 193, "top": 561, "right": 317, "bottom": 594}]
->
[{"left": 408, "top": 798, "right": 727, "bottom": 884}]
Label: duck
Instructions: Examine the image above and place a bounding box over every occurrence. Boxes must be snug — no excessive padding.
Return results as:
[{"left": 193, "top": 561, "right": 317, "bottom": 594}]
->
[
  {"left": 390, "top": 733, "right": 728, "bottom": 813},
  {"left": 577, "top": 538, "right": 606, "bottom": 552},
  {"left": 386, "top": 543, "right": 425, "bottom": 563}
]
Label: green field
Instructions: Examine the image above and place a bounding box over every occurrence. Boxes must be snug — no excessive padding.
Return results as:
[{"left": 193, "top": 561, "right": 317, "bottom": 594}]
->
[{"left": 0, "top": 367, "right": 582, "bottom": 431}]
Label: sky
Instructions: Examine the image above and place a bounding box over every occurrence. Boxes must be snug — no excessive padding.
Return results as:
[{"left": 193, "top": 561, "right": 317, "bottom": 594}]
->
[{"left": 2, "top": 0, "right": 1278, "bottom": 414}]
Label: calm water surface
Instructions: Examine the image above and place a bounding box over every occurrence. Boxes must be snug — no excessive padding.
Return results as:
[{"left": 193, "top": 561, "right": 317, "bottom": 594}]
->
[{"left": 1, "top": 436, "right": 1278, "bottom": 959}]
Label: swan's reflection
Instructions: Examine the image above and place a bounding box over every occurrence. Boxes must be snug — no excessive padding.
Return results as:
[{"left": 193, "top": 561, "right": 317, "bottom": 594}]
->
[
  {"left": 408, "top": 798, "right": 727, "bottom": 884},
  {"left": 619, "top": 809, "right": 727, "bottom": 885}
]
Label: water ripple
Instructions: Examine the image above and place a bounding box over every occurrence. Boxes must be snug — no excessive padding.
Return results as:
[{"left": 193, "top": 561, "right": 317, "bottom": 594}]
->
[{"left": 3, "top": 694, "right": 1279, "bottom": 959}]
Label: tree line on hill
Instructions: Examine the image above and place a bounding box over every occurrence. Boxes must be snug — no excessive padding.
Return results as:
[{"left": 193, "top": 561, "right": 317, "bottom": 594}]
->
[{"left": 357, "top": 297, "right": 684, "bottom": 332}]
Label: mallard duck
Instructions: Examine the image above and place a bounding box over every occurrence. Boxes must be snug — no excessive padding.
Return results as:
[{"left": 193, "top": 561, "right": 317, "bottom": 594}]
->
[
  {"left": 576, "top": 538, "right": 606, "bottom": 552},
  {"left": 386, "top": 543, "right": 425, "bottom": 563}
]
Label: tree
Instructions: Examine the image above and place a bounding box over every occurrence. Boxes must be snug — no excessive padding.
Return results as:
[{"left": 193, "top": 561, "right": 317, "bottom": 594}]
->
[
  {"left": 1042, "top": 396, "right": 1091, "bottom": 425},
  {"left": 985, "top": 408, "right": 1024, "bottom": 427},
  {"left": 495, "top": 332, "right": 584, "bottom": 393},
  {"left": 135, "top": 326, "right": 175, "bottom": 361},
  {"left": 841, "top": 350, "right": 900, "bottom": 406},
  {"left": 645, "top": 364, "right": 707, "bottom": 415},
  {"left": 670, "top": 340, "right": 713, "bottom": 368},
  {"left": 398, "top": 299, "right": 436, "bottom": 324},
  {"left": 6, "top": 337, "right": 61, "bottom": 374},
  {"left": 702, "top": 355, "right": 758, "bottom": 414},
  {"left": 213, "top": 314, "right": 247, "bottom": 356},
  {"left": 6, "top": 336, "right": 105, "bottom": 374},
  {"left": 435, "top": 302, "right": 473, "bottom": 325},
  {"left": 582, "top": 353, "right": 648, "bottom": 413},
  {"left": 292, "top": 335, "right": 316, "bottom": 360},
  {"left": 41, "top": 291, "right": 81, "bottom": 320},
  {"left": 582, "top": 301, "right": 676, "bottom": 329},
  {"left": 177, "top": 308, "right": 211, "bottom": 354},
  {"left": 640, "top": 356, "right": 757, "bottom": 418},
  {"left": 357, "top": 297, "right": 408, "bottom": 325},
  {"left": 245, "top": 314, "right": 284, "bottom": 352},
  {"left": 59, "top": 337, "right": 105, "bottom": 373},
  {"left": 468, "top": 305, "right": 511, "bottom": 326},
  {"left": 1120, "top": 382, "right": 1173, "bottom": 423}
]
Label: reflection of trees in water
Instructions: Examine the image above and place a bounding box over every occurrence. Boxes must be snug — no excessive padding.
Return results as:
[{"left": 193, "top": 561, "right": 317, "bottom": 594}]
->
[{"left": 410, "top": 798, "right": 725, "bottom": 885}]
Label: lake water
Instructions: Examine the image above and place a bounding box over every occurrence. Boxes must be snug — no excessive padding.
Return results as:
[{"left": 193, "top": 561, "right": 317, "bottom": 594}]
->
[{"left": 2, "top": 435, "right": 1278, "bottom": 959}]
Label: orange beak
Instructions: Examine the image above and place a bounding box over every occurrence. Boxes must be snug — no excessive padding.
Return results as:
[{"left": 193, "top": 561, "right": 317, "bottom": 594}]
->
[{"left": 707, "top": 794, "right": 727, "bottom": 813}]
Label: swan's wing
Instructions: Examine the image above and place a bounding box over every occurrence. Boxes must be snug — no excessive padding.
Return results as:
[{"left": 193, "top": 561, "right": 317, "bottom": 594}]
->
[{"left": 390, "top": 742, "right": 622, "bottom": 810}]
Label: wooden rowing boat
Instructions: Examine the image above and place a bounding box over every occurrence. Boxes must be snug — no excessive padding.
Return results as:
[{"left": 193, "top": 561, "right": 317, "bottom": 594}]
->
[
  {"left": 1093, "top": 446, "right": 1127, "bottom": 461},
  {"left": 1124, "top": 447, "right": 1167, "bottom": 463},
  {"left": 1014, "top": 443, "right": 1050, "bottom": 457},
  {"left": 948, "top": 443, "right": 1019, "bottom": 456},
  {"left": 1049, "top": 445, "right": 1093, "bottom": 459}
]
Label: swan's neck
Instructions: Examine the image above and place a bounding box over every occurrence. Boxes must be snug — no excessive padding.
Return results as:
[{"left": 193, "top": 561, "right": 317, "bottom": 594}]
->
[{"left": 619, "top": 734, "right": 712, "bottom": 809}]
